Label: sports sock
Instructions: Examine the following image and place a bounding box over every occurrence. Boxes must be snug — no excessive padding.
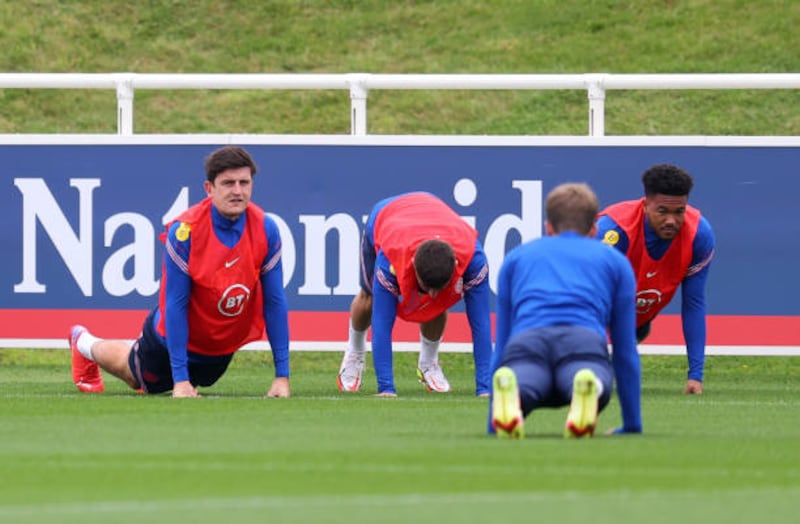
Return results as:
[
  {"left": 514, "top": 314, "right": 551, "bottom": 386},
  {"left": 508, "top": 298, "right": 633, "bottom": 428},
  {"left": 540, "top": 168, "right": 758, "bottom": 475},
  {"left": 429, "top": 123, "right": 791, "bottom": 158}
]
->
[
  {"left": 418, "top": 334, "right": 441, "bottom": 369},
  {"left": 347, "top": 321, "right": 367, "bottom": 357},
  {"left": 76, "top": 331, "right": 100, "bottom": 361}
]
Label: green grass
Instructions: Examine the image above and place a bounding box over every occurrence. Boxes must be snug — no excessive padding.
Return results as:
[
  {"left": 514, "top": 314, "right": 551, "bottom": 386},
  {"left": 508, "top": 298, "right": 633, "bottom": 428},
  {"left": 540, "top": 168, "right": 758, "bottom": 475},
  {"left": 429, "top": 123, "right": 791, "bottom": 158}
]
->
[
  {"left": 0, "top": 0, "right": 799, "bottom": 135},
  {"left": 1, "top": 350, "right": 798, "bottom": 523}
]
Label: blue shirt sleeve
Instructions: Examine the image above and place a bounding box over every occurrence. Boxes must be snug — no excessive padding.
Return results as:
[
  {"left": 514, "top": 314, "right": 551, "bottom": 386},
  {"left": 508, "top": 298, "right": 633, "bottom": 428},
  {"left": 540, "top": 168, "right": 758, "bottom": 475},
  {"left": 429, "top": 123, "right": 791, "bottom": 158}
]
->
[
  {"left": 490, "top": 252, "right": 514, "bottom": 374},
  {"left": 608, "top": 252, "right": 642, "bottom": 433},
  {"left": 463, "top": 245, "right": 492, "bottom": 396},
  {"left": 371, "top": 251, "right": 399, "bottom": 394},
  {"left": 261, "top": 215, "right": 290, "bottom": 378},
  {"left": 486, "top": 251, "right": 514, "bottom": 434},
  {"left": 681, "top": 216, "right": 715, "bottom": 382},
  {"left": 596, "top": 215, "right": 630, "bottom": 254},
  {"left": 163, "top": 221, "right": 192, "bottom": 383}
]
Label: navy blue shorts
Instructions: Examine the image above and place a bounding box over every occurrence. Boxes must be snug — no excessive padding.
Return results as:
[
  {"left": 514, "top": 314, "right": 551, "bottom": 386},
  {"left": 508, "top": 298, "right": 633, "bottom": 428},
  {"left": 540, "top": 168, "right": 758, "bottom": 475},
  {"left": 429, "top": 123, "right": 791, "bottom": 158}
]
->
[
  {"left": 636, "top": 321, "right": 651, "bottom": 343},
  {"left": 496, "top": 325, "right": 613, "bottom": 416},
  {"left": 129, "top": 309, "right": 234, "bottom": 394}
]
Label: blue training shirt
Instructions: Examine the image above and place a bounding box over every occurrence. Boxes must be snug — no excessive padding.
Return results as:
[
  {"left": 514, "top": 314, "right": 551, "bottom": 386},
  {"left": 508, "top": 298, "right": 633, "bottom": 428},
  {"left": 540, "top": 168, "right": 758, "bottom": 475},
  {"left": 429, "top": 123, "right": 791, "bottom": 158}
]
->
[
  {"left": 596, "top": 214, "right": 715, "bottom": 381},
  {"left": 159, "top": 204, "right": 290, "bottom": 384},
  {"left": 370, "top": 243, "right": 492, "bottom": 395},
  {"left": 492, "top": 231, "right": 642, "bottom": 433}
]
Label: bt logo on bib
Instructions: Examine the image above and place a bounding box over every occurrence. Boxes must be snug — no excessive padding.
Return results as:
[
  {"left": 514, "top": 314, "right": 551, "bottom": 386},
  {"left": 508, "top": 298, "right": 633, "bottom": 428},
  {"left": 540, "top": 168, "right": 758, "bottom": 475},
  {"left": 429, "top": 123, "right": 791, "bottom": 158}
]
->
[
  {"left": 218, "top": 284, "right": 251, "bottom": 317},
  {"left": 636, "top": 289, "right": 662, "bottom": 315}
]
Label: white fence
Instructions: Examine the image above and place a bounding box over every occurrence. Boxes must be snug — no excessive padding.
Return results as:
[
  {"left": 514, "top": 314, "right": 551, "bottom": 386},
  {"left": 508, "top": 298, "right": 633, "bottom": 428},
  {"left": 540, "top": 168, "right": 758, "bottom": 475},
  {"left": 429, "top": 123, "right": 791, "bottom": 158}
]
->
[
  {"left": 2, "top": 72, "right": 800, "bottom": 136},
  {"left": 2, "top": 73, "right": 799, "bottom": 355}
]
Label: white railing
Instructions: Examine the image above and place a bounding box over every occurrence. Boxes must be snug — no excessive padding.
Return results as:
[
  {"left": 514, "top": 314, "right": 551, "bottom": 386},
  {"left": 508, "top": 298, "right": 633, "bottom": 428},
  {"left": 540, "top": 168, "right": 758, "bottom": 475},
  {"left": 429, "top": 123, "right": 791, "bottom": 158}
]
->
[{"left": 2, "top": 72, "right": 800, "bottom": 136}]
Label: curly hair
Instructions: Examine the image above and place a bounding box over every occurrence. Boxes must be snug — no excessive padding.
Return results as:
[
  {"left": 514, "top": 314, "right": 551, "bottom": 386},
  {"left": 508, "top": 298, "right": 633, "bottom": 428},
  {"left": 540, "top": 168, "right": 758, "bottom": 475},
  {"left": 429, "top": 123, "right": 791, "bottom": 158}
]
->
[{"left": 642, "top": 164, "right": 694, "bottom": 197}]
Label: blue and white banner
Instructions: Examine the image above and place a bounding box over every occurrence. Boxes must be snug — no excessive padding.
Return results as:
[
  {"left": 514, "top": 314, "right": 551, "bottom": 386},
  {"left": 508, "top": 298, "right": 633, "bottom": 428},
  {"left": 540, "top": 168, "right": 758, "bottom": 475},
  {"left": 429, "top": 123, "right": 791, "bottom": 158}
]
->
[{"left": 2, "top": 137, "right": 798, "bottom": 348}]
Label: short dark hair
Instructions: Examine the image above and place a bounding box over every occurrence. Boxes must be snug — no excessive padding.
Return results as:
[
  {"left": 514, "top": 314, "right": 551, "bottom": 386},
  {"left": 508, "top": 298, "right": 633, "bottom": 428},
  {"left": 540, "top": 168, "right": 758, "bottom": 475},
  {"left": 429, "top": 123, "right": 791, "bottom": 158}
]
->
[
  {"left": 545, "top": 183, "right": 599, "bottom": 235},
  {"left": 205, "top": 146, "right": 258, "bottom": 183},
  {"left": 413, "top": 239, "right": 456, "bottom": 290},
  {"left": 642, "top": 164, "right": 694, "bottom": 197}
]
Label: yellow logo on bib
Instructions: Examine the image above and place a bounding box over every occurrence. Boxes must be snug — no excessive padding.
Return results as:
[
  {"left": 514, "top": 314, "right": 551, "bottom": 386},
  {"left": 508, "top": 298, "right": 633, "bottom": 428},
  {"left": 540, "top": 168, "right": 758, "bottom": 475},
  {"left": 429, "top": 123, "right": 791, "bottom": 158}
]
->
[
  {"left": 175, "top": 222, "right": 191, "bottom": 242},
  {"left": 602, "top": 230, "right": 619, "bottom": 246}
]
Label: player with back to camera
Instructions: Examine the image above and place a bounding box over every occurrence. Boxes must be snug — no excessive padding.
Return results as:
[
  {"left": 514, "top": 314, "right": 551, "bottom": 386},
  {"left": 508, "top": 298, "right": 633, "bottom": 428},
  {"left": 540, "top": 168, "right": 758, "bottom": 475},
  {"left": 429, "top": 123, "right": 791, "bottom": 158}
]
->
[
  {"left": 69, "top": 145, "right": 291, "bottom": 398},
  {"left": 337, "top": 191, "right": 492, "bottom": 397},
  {"left": 596, "top": 163, "right": 715, "bottom": 395},
  {"left": 490, "top": 182, "right": 642, "bottom": 439}
]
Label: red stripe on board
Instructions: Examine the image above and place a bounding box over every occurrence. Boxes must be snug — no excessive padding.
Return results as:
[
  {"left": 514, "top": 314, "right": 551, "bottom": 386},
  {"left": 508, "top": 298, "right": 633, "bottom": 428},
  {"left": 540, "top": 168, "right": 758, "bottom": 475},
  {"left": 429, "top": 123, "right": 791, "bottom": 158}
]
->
[
  {"left": 0, "top": 309, "right": 797, "bottom": 345},
  {"left": 647, "top": 314, "right": 800, "bottom": 346},
  {"left": 0, "top": 309, "right": 481, "bottom": 342},
  {"left": 0, "top": 309, "right": 151, "bottom": 340}
]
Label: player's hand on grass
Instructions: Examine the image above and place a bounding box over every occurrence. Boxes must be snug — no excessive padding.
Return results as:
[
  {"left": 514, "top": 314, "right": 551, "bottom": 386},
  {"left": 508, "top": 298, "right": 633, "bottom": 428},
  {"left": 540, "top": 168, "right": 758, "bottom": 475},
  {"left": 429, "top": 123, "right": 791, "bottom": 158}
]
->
[
  {"left": 172, "top": 381, "right": 200, "bottom": 398},
  {"left": 376, "top": 391, "right": 397, "bottom": 397},
  {"left": 606, "top": 426, "right": 643, "bottom": 435},
  {"left": 683, "top": 379, "right": 703, "bottom": 395},
  {"left": 266, "top": 377, "right": 290, "bottom": 398}
]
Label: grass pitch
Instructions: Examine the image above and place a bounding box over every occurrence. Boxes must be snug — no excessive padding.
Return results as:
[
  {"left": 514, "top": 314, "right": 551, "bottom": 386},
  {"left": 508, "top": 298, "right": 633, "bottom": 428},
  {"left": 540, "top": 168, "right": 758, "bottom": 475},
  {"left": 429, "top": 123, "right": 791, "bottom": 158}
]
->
[{"left": 0, "top": 350, "right": 798, "bottom": 524}]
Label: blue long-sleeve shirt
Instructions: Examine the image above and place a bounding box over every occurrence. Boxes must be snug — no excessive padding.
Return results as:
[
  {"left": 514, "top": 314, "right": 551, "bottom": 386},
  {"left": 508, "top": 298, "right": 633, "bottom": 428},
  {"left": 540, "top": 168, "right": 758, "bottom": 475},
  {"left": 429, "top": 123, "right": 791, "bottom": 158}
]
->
[
  {"left": 491, "top": 232, "right": 642, "bottom": 433},
  {"left": 596, "top": 214, "right": 715, "bottom": 381},
  {"left": 370, "top": 242, "right": 492, "bottom": 395},
  {"left": 159, "top": 205, "right": 290, "bottom": 384}
]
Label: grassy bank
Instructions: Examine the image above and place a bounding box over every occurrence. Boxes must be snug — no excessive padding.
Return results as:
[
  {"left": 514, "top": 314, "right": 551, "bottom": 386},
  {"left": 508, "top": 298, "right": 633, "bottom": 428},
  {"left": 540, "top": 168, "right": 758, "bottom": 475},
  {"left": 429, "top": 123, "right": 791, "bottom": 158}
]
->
[{"left": 0, "top": 0, "right": 798, "bottom": 135}]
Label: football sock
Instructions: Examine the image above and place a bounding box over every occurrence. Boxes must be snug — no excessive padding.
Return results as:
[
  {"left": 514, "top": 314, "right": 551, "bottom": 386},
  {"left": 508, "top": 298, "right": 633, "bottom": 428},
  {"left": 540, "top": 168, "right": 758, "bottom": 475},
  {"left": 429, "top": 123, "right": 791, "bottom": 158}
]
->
[
  {"left": 347, "top": 321, "right": 367, "bottom": 356},
  {"left": 76, "top": 331, "right": 100, "bottom": 361},
  {"left": 418, "top": 334, "right": 441, "bottom": 369}
]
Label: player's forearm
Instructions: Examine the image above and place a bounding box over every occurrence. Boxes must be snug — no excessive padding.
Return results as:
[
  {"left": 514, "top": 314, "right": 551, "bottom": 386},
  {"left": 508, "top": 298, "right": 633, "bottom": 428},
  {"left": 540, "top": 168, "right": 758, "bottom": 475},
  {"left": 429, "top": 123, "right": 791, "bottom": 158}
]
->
[
  {"left": 261, "top": 263, "right": 290, "bottom": 377},
  {"left": 164, "top": 299, "right": 191, "bottom": 382},
  {"left": 372, "top": 334, "right": 395, "bottom": 394},
  {"left": 682, "top": 312, "right": 707, "bottom": 382},
  {"left": 265, "top": 312, "right": 290, "bottom": 378},
  {"left": 611, "top": 332, "right": 642, "bottom": 432},
  {"left": 465, "top": 288, "right": 492, "bottom": 394},
  {"left": 614, "top": 356, "right": 643, "bottom": 433},
  {"left": 164, "top": 288, "right": 191, "bottom": 383},
  {"left": 262, "top": 306, "right": 290, "bottom": 378},
  {"left": 165, "top": 318, "right": 191, "bottom": 383},
  {"left": 681, "top": 277, "right": 708, "bottom": 382},
  {"left": 371, "top": 289, "right": 398, "bottom": 394},
  {"left": 492, "top": 299, "right": 512, "bottom": 374}
]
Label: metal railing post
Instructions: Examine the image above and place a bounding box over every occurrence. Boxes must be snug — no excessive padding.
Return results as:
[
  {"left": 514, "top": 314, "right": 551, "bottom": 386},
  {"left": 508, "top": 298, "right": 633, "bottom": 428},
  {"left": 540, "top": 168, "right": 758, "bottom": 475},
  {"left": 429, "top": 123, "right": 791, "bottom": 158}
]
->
[
  {"left": 114, "top": 73, "right": 135, "bottom": 135},
  {"left": 347, "top": 73, "right": 369, "bottom": 135},
  {"left": 586, "top": 74, "right": 606, "bottom": 137}
]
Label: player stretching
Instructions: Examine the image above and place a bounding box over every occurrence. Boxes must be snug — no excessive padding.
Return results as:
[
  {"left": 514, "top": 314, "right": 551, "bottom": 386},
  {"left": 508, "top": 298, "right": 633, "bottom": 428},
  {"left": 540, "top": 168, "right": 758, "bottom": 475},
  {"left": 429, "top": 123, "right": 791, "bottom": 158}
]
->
[
  {"left": 597, "top": 164, "right": 715, "bottom": 394},
  {"left": 69, "top": 146, "right": 291, "bottom": 398},
  {"left": 337, "top": 192, "right": 492, "bottom": 397},
  {"left": 490, "top": 183, "right": 642, "bottom": 439}
]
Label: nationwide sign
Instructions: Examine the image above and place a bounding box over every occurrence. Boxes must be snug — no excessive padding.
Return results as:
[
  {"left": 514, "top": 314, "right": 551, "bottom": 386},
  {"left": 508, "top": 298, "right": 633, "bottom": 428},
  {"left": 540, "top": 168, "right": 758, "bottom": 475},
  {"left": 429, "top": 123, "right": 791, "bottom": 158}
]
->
[{"left": 1, "top": 136, "right": 798, "bottom": 352}]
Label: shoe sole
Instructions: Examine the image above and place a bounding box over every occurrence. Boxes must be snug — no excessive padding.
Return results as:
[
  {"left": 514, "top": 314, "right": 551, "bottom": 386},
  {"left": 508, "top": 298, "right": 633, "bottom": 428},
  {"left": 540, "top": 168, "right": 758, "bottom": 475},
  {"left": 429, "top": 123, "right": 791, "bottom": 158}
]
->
[
  {"left": 565, "top": 369, "right": 598, "bottom": 438},
  {"left": 75, "top": 380, "right": 105, "bottom": 393},
  {"left": 336, "top": 372, "right": 362, "bottom": 392},
  {"left": 491, "top": 367, "right": 524, "bottom": 439}
]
